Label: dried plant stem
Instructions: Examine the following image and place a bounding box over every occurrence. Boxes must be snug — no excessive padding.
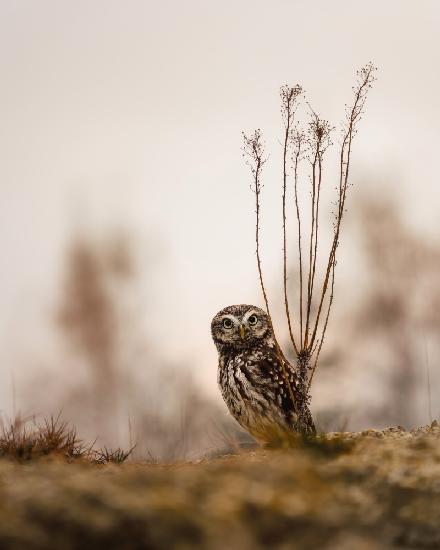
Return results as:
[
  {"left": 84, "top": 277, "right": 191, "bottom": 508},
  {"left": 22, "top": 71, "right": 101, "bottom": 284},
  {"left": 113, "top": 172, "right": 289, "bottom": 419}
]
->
[
  {"left": 254, "top": 160, "right": 270, "bottom": 316},
  {"left": 304, "top": 167, "right": 316, "bottom": 348},
  {"left": 243, "top": 128, "right": 298, "bottom": 409},
  {"left": 303, "top": 110, "right": 333, "bottom": 351},
  {"left": 282, "top": 88, "right": 300, "bottom": 355},
  {"left": 244, "top": 62, "right": 376, "bottom": 392},
  {"left": 308, "top": 260, "right": 335, "bottom": 390},
  {"left": 243, "top": 130, "right": 270, "bottom": 316},
  {"left": 311, "top": 154, "right": 322, "bottom": 308},
  {"left": 304, "top": 138, "right": 318, "bottom": 347},
  {"left": 256, "top": 190, "right": 296, "bottom": 407},
  {"left": 309, "top": 64, "right": 375, "bottom": 351},
  {"left": 293, "top": 135, "right": 304, "bottom": 340}
]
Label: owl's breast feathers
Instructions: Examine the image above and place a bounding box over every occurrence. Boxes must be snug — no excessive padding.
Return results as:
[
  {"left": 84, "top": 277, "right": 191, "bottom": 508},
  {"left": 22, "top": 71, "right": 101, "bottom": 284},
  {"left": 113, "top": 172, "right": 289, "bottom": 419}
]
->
[{"left": 218, "top": 344, "right": 315, "bottom": 439}]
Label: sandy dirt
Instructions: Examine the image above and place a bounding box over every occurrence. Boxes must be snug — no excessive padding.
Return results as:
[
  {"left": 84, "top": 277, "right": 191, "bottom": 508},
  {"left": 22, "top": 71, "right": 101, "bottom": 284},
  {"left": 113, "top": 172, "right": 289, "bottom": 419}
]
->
[{"left": 0, "top": 424, "right": 439, "bottom": 549}]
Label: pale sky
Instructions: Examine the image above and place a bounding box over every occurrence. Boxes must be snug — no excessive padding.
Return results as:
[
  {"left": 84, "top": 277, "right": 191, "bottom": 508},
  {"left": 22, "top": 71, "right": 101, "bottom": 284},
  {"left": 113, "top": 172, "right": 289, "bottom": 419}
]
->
[{"left": 1, "top": 1, "right": 439, "bottom": 410}]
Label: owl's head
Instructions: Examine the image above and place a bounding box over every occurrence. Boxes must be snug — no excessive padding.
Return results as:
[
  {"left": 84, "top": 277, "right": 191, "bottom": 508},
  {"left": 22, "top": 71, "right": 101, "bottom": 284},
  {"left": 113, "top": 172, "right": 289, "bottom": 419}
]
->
[{"left": 211, "top": 304, "right": 274, "bottom": 352}]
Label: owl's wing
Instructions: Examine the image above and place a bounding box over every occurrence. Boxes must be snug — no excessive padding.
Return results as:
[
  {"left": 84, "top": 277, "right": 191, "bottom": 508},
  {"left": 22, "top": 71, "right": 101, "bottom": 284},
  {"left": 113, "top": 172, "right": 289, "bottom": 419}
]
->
[{"left": 252, "top": 347, "right": 315, "bottom": 435}]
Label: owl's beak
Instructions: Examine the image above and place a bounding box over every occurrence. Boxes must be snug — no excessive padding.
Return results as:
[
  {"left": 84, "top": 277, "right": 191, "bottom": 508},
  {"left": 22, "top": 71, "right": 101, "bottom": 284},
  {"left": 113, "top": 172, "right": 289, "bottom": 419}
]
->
[{"left": 239, "top": 324, "right": 247, "bottom": 340}]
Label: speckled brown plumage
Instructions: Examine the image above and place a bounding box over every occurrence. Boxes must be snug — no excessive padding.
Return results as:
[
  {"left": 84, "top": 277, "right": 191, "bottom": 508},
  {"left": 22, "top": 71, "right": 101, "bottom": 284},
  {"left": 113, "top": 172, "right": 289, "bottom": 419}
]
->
[{"left": 211, "top": 304, "right": 315, "bottom": 441}]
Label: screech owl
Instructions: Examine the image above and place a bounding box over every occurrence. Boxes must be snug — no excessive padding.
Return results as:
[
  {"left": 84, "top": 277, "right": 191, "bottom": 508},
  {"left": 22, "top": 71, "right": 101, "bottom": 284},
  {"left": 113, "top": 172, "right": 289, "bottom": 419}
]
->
[{"left": 211, "top": 304, "right": 315, "bottom": 442}]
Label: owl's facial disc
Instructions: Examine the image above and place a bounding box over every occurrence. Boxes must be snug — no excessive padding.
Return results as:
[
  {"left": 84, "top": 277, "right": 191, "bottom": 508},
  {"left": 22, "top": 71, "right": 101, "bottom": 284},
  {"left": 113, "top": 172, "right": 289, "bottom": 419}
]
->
[{"left": 211, "top": 305, "right": 271, "bottom": 351}]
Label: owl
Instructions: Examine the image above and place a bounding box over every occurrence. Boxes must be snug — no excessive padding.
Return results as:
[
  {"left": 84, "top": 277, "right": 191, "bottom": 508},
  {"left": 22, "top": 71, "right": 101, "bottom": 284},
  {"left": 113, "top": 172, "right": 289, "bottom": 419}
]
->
[{"left": 211, "top": 304, "right": 315, "bottom": 442}]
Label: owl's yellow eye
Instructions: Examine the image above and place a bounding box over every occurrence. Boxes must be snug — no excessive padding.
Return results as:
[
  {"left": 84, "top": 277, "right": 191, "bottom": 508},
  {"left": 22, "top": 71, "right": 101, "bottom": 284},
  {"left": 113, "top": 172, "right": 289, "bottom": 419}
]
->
[
  {"left": 248, "top": 315, "right": 258, "bottom": 326},
  {"left": 222, "top": 318, "right": 233, "bottom": 329}
]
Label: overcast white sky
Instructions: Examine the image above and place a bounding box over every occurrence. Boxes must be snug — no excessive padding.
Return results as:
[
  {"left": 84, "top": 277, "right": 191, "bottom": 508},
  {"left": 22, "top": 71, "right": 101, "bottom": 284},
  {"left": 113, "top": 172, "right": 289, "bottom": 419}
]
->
[{"left": 1, "top": 1, "right": 439, "bottom": 408}]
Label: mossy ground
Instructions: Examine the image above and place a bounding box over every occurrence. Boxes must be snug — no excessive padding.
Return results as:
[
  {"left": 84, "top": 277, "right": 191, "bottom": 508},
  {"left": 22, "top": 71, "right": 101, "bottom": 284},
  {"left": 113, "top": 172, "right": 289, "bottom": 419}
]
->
[{"left": 0, "top": 424, "right": 439, "bottom": 549}]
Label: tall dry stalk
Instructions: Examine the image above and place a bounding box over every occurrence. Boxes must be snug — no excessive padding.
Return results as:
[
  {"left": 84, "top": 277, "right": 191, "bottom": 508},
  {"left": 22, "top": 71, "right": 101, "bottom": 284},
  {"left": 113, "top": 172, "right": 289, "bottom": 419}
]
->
[
  {"left": 243, "top": 63, "right": 376, "bottom": 392},
  {"left": 242, "top": 129, "right": 270, "bottom": 317}
]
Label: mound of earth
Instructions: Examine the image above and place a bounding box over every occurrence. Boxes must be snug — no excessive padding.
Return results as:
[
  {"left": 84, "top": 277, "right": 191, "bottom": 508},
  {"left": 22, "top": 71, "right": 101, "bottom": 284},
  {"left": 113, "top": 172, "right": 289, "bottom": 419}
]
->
[{"left": 0, "top": 423, "right": 439, "bottom": 549}]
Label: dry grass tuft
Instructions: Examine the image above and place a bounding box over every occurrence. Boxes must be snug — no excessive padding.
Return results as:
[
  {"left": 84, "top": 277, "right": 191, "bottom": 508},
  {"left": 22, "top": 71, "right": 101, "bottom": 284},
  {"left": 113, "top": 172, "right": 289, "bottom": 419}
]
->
[
  {"left": 247, "top": 420, "right": 355, "bottom": 457},
  {"left": 0, "top": 414, "right": 132, "bottom": 464},
  {"left": 94, "top": 446, "right": 136, "bottom": 464}
]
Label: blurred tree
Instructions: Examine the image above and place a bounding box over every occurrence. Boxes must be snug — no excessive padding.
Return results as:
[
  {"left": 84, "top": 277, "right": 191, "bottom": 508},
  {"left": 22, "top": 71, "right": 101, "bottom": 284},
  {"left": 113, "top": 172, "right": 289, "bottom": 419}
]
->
[{"left": 314, "top": 197, "right": 440, "bottom": 430}]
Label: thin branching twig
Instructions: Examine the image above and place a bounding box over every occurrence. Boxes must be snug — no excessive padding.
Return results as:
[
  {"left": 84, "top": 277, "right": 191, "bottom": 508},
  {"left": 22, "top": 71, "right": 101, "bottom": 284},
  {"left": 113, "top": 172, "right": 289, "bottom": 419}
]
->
[
  {"left": 292, "top": 130, "right": 305, "bottom": 340},
  {"left": 309, "top": 63, "right": 376, "bottom": 352},
  {"left": 308, "top": 260, "right": 336, "bottom": 389},
  {"left": 281, "top": 85, "right": 302, "bottom": 354},
  {"left": 243, "top": 129, "right": 299, "bottom": 409},
  {"left": 243, "top": 62, "right": 376, "bottom": 397},
  {"left": 242, "top": 130, "right": 270, "bottom": 315}
]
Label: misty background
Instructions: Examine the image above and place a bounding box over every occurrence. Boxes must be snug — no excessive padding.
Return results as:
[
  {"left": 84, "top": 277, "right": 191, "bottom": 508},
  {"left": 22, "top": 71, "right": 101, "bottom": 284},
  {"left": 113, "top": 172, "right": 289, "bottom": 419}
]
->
[{"left": 1, "top": 1, "right": 439, "bottom": 458}]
